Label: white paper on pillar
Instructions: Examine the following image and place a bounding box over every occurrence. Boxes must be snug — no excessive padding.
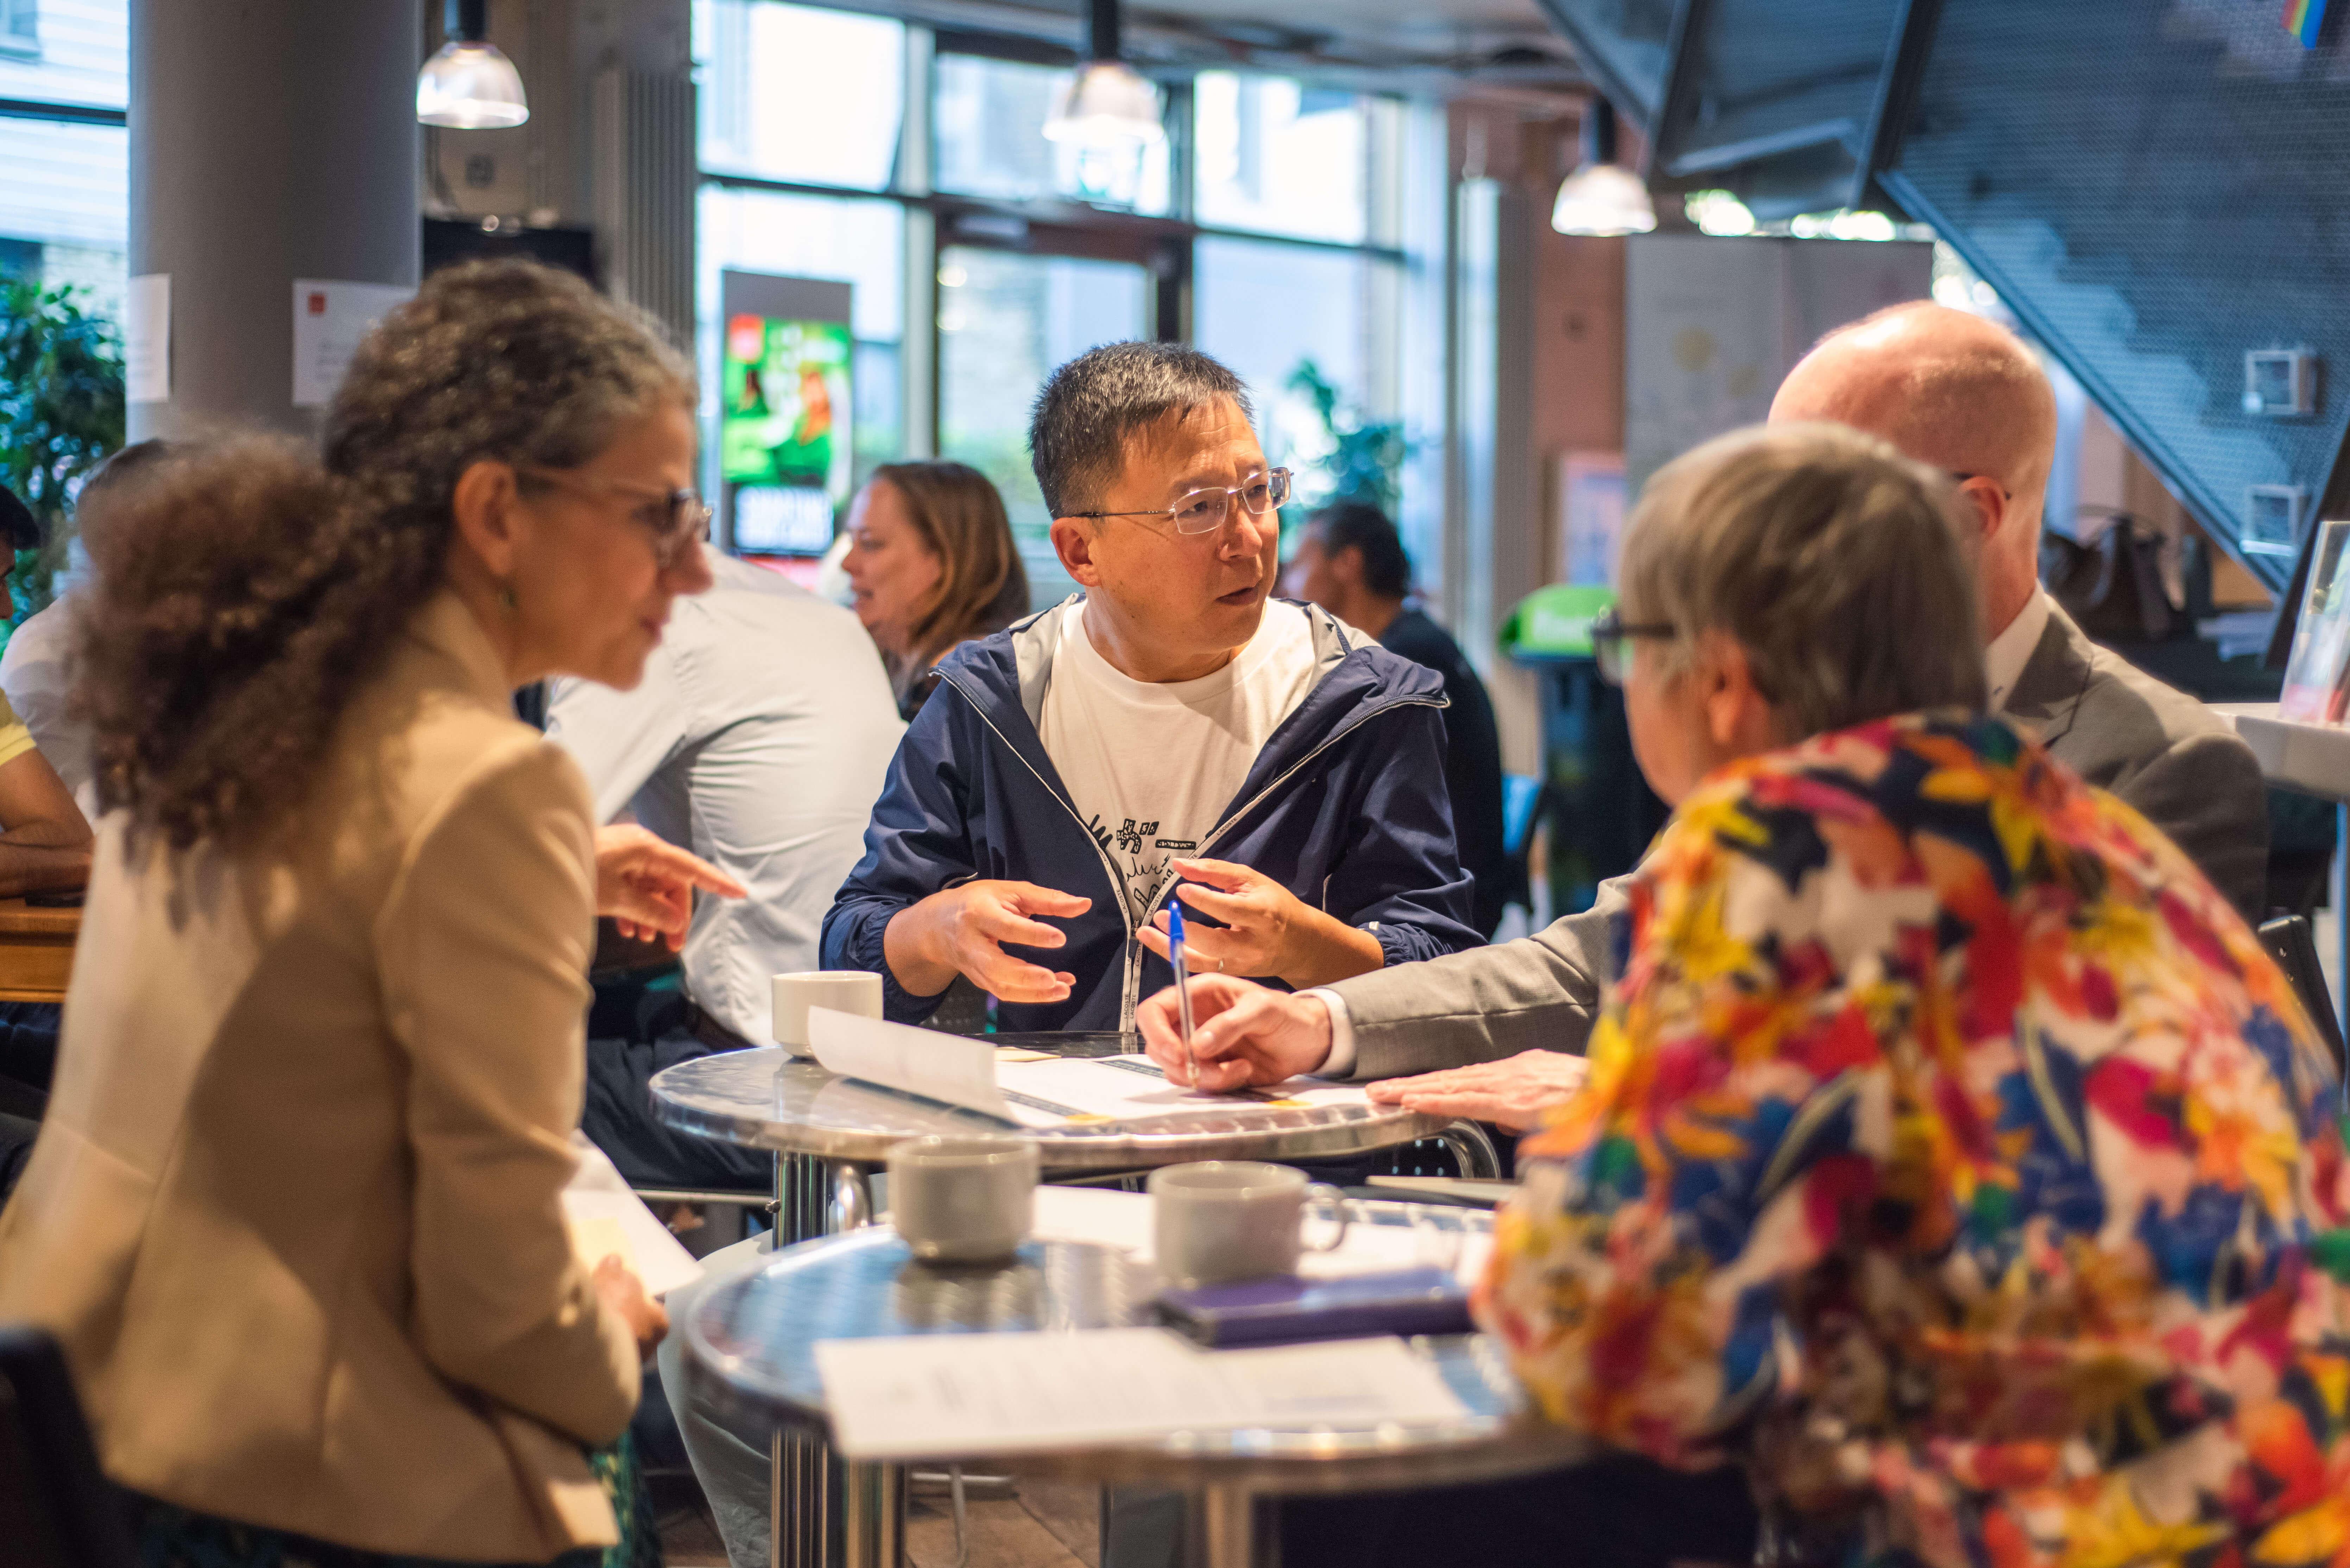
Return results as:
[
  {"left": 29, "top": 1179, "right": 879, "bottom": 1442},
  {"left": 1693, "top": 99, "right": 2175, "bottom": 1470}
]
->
[
  {"left": 805, "top": 1005, "right": 1019, "bottom": 1122},
  {"left": 125, "top": 274, "right": 170, "bottom": 404},
  {"left": 291, "top": 279, "right": 415, "bottom": 407}
]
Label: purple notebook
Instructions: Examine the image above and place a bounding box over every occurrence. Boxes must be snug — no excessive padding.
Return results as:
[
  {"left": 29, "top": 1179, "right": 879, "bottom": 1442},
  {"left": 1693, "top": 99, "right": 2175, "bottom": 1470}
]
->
[{"left": 1154, "top": 1267, "right": 1473, "bottom": 1347}]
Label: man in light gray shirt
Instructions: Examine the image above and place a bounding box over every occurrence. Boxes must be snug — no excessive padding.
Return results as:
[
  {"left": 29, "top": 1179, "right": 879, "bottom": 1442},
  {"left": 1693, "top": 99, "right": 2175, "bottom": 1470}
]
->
[
  {"left": 547, "top": 550, "right": 904, "bottom": 1184},
  {"left": 1136, "top": 304, "right": 2270, "bottom": 1111}
]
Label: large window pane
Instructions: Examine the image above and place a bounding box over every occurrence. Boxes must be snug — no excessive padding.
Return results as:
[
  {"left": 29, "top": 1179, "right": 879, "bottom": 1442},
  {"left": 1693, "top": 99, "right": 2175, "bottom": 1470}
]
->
[
  {"left": 695, "top": 0, "right": 903, "bottom": 191},
  {"left": 0, "top": 116, "right": 127, "bottom": 320},
  {"left": 938, "top": 247, "right": 1150, "bottom": 604},
  {"left": 0, "top": 0, "right": 128, "bottom": 320},
  {"left": 0, "top": 0, "right": 127, "bottom": 113},
  {"left": 1194, "top": 236, "right": 1398, "bottom": 528},
  {"left": 1194, "top": 73, "right": 1369, "bottom": 244},
  {"left": 698, "top": 186, "right": 905, "bottom": 504},
  {"left": 933, "top": 53, "right": 1170, "bottom": 214}
]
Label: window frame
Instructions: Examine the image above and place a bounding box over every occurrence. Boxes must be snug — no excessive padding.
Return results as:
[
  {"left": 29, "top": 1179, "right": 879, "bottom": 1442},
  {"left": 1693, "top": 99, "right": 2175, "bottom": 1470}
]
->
[{"left": 693, "top": 1, "right": 1411, "bottom": 533}]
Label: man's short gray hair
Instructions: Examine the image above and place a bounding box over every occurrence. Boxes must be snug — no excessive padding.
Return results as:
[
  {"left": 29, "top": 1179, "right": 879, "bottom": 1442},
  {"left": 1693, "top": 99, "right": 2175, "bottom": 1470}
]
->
[{"left": 1619, "top": 422, "right": 1986, "bottom": 738}]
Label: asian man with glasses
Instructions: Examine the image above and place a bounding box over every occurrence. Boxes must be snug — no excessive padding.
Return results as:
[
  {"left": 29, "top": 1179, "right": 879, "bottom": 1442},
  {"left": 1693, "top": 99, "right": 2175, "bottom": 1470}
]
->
[{"left": 819, "top": 340, "right": 1480, "bottom": 1035}]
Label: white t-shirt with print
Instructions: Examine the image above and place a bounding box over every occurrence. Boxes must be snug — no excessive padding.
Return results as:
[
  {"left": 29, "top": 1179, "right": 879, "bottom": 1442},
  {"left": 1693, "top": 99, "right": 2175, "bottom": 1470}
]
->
[{"left": 1037, "top": 598, "right": 1319, "bottom": 925}]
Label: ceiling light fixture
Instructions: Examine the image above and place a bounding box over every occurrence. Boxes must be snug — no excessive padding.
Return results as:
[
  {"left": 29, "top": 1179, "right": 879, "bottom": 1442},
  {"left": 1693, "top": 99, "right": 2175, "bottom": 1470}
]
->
[
  {"left": 418, "top": 0, "right": 529, "bottom": 131},
  {"left": 1551, "top": 100, "right": 1655, "bottom": 237},
  {"left": 1043, "top": 0, "right": 1165, "bottom": 151}
]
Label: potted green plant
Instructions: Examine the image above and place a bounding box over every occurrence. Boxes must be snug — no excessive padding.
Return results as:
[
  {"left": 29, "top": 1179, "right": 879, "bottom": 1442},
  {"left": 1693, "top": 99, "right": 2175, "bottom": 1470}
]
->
[
  {"left": 0, "top": 277, "right": 125, "bottom": 645},
  {"left": 1285, "top": 357, "right": 1405, "bottom": 515}
]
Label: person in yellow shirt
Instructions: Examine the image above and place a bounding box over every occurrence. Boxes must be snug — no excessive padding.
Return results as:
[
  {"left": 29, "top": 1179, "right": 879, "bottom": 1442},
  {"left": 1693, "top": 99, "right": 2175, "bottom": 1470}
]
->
[
  {"left": 0, "top": 683, "right": 91, "bottom": 895},
  {"left": 0, "top": 485, "right": 99, "bottom": 899}
]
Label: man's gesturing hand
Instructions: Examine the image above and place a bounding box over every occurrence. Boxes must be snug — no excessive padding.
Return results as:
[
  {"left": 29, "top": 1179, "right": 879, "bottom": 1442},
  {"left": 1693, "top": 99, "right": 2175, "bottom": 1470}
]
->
[
  {"left": 1135, "top": 975, "right": 1335, "bottom": 1092},
  {"left": 595, "top": 825, "right": 748, "bottom": 951},
  {"left": 1135, "top": 858, "right": 1384, "bottom": 989},
  {"left": 884, "top": 881, "right": 1092, "bottom": 1004},
  {"left": 1364, "top": 1050, "right": 1589, "bottom": 1132}
]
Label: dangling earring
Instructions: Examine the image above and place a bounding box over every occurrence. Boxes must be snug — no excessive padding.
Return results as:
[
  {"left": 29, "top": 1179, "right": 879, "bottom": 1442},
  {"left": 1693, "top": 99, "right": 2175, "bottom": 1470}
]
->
[{"left": 498, "top": 579, "right": 519, "bottom": 614}]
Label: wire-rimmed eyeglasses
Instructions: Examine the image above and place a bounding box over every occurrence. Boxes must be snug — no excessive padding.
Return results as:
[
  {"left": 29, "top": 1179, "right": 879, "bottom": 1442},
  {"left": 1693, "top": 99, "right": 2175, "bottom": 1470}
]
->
[
  {"left": 1067, "top": 468, "right": 1292, "bottom": 536},
  {"left": 518, "top": 466, "right": 710, "bottom": 570},
  {"left": 1590, "top": 605, "right": 1676, "bottom": 686}
]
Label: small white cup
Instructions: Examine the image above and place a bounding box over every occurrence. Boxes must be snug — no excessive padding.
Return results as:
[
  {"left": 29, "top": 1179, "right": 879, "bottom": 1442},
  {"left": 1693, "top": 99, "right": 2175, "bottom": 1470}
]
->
[
  {"left": 887, "top": 1135, "right": 1040, "bottom": 1264},
  {"left": 771, "top": 970, "right": 883, "bottom": 1058},
  {"left": 1148, "top": 1161, "right": 1351, "bottom": 1287}
]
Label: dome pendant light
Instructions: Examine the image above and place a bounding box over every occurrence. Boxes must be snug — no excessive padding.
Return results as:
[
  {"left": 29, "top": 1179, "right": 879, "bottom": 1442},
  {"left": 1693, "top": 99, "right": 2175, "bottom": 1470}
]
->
[
  {"left": 1043, "top": 0, "right": 1165, "bottom": 152},
  {"left": 1551, "top": 100, "right": 1655, "bottom": 237},
  {"left": 418, "top": 0, "right": 529, "bottom": 130}
]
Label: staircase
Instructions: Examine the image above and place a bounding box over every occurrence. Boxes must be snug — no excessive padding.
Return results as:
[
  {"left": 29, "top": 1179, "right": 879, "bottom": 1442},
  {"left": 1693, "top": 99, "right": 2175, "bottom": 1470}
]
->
[{"left": 1537, "top": 0, "right": 2350, "bottom": 599}]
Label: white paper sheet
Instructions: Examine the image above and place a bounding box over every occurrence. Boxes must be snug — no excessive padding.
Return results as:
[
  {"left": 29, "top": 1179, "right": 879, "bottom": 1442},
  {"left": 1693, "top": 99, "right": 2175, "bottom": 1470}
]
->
[
  {"left": 562, "top": 1135, "right": 705, "bottom": 1298},
  {"left": 291, "top": 279, "right": 415, "bottom": 407},
  {"left": 806, "top": 1007, "right": 1372, "bottom": 1130},
  {"left": 124, "top": 273, "right": 169, "bottom": 404},
  {"left": 807, "top": 1006, "right": 1015, "bottom": 1120},
  {"left": 996, "top": 1054, "right": 1369, "bottom": 1124},
  {"left": 818, "top": 1328, "right": 1468, "bottom": 1459}
]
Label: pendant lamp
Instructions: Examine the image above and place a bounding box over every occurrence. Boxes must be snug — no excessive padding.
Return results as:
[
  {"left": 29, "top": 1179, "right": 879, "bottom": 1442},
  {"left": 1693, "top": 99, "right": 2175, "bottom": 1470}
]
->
[
  {"left": 1044, "top": 0, "right": 1165, "bottom": 151},
  {"left": 418, "top": 0, "right": 529, "bottom": 130},
  {"left": 1550, "top": 100, "right": 1655, "bottom": 237}
]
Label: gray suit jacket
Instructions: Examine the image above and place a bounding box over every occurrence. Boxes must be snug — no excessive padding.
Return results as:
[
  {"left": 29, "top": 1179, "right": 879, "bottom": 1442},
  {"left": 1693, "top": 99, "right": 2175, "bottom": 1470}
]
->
[
  {"left": 1327, "top": 601, "right": 2269, "bottom": 1081},
  {"left": 2006, "top": 603, "right": 2268, "bottom": 923}
]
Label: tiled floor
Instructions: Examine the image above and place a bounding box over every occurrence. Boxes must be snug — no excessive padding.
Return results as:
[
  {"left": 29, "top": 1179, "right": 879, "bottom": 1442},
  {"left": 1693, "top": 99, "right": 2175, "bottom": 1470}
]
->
[
  {"left": 908, "top": 1477, "right": 1101, "bottom": 1568},
  {"left": 652, "top": 1472, "right": 1103, "bottom": 1568}
]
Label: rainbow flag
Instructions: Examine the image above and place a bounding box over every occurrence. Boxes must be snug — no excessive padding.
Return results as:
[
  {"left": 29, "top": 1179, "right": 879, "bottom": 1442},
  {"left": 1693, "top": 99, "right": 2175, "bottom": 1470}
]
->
[{"left": 2287, "top": 0, "right": 2329, "bottom": 47}]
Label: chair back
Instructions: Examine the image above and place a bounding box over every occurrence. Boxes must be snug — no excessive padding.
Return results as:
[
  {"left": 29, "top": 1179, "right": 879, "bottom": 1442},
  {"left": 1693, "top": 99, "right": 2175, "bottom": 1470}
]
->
[
  {"left": 0, "top": 1325, "right": 138, "bottom": 1568},
  {"left": 2258, "top": 914, "right": 2347, "bottom": 1078}
]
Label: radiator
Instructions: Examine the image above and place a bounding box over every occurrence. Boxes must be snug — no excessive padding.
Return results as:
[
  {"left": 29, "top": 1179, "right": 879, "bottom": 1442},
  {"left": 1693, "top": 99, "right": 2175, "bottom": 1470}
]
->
[{"left": 593, "top": 64, "right": 697, "bottom": 351}]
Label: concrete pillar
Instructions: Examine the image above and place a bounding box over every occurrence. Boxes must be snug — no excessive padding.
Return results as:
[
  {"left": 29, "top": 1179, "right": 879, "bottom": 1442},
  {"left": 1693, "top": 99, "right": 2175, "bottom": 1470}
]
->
[{"left": 128, "top": 0, "right": 422, "bottom": 440}]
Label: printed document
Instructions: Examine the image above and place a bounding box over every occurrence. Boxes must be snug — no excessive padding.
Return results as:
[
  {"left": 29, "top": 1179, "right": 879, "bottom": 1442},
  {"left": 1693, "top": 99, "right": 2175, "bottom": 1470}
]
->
[
  {"left": 817, "top": 1328, "right": 1468, "bottom": 1459},
  {"left": 807, "top": 1007, "right": 1369, "bottom": 1129}
]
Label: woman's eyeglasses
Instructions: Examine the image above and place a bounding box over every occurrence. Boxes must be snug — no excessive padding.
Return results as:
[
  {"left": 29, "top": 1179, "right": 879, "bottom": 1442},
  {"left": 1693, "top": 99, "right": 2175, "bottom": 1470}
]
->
[
  {"left": 1589, "top": 606, "right": 1677, "bottom": 686},
  {"left": 517, "top": 467, "right": 711, "bottom": 570},
  {"left": 1067, "top": 468, "right": 1292, "bottom": 536}
]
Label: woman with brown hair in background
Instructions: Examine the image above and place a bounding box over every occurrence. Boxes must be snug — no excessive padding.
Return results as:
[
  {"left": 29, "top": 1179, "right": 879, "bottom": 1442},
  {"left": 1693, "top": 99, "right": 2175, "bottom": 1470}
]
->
[
  {"left": 0, "top": 259, "right": 731, "bottom": 1568},
  {"left": 840, "top": 459, "right": 1030, "bottom": 717}
]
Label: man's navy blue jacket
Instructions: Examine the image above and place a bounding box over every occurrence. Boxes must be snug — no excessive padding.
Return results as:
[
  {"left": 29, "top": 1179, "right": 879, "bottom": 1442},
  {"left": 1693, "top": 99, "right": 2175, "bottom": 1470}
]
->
[{"left": 821, "top": 597, "right": 1483, "bottom": 1033}]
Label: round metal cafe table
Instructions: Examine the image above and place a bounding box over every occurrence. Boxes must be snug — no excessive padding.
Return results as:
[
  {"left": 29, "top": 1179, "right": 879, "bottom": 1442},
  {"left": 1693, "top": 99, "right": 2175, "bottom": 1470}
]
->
[
  {"left": 647, "top": 1032, "right": 1506, "bottom": 1568},
  {"left": 647, "top": 1033, "right": 1502, "bottom": 1241},
  {"left": 682, "top": 1225, "right": 1592, "bottom": 1568}
]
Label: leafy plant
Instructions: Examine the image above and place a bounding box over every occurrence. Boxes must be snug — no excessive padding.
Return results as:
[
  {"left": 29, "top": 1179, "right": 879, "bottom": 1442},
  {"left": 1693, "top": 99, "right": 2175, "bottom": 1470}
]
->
[
  {"left": 0, "top": 277, "right": 125, "bottom": 636},
  {"left": 1285, "top": 358, "right": 1406, "bottom": 516}
]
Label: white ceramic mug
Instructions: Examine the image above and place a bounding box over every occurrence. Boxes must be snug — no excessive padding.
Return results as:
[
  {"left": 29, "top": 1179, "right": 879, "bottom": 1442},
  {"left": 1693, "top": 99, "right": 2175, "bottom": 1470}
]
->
[
  {"left": 1148, "top": 1161, "right": 1351, "bottom": 1287},
  {"left": 771, "top": 971, "right": 883, "bottom": 1058},
  {"left": 886, "top": 1135, "right": 1040, "bottom": 1264}
]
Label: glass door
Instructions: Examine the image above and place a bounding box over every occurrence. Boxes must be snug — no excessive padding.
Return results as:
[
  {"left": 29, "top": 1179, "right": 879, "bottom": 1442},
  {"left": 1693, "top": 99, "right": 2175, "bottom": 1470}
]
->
[{"left": 936, "top": 245, "right": 1152, "bottom": 607}]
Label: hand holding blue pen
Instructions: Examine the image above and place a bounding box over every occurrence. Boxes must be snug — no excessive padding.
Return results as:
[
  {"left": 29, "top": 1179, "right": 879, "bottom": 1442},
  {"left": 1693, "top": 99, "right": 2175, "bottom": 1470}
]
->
[{"left": 1167, "top": 901, "right": 1200, "bottom": 1089}]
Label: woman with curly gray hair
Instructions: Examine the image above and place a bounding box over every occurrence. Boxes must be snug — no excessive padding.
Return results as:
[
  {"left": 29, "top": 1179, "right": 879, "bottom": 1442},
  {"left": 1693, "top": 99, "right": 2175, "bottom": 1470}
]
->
[{"left": 0, "top": 261, "right": 720, "bottom": 1567}]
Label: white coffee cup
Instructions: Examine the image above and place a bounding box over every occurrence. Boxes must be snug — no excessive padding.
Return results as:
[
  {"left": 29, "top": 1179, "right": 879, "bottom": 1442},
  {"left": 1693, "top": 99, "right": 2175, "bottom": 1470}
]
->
[
  {"left": 886, "top": 1135, "right": 1040, "bottom": 1264},
  {"left": 771, "top": 971, "right": 883, "bottom": 1058},
  {"left": 1148, "top": 1161, "right": 1351, "bottom": 1287}
]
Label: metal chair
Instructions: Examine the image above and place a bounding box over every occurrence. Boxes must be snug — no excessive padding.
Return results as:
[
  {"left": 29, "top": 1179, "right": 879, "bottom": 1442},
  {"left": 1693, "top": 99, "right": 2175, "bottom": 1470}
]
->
[
  {"left": 0, "top": 1325, "right": 138, "bottom": 1568},
  {"left": 2259, "top": 914, "right": 2346, "bottom": 1077}
]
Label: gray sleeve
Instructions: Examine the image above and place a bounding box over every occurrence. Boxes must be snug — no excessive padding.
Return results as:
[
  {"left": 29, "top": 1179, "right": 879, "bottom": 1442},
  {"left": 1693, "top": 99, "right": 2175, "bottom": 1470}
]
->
[
  {"left": 2110, "top": 730, "right": 2270, "bottom": 926},
  {"left": 1323, "top": 876, "right": 1628, "bottom": 1081}
]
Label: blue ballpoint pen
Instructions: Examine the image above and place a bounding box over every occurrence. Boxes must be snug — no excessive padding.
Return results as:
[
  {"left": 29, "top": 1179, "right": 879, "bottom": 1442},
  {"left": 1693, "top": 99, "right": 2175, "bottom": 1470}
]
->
[{"left": 1167, "top": 901, "right": 1200, "bottom": 1089}]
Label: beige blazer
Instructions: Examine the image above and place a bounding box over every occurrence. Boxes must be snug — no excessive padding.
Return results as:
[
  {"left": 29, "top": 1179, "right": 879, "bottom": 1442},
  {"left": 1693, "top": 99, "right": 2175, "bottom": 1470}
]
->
[{"left": 0, "top": 592, "right": 639, "bottom": 1562}]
